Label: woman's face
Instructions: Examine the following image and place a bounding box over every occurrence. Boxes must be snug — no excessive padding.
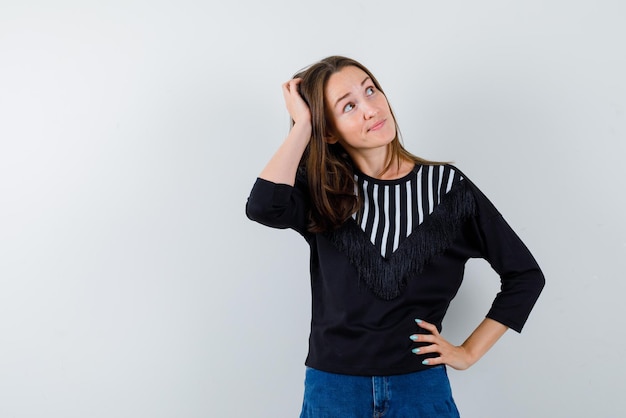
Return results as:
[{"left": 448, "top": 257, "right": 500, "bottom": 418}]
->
[{"left": 324, "top": 66, "right": 396, "bottom": 155}]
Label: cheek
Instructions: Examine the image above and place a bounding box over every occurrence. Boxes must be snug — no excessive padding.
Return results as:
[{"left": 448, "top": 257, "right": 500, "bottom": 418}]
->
[
  {"left": 334, "top": 117, "right": 356, "bottom": 134},
  {"left": 379, "top": 97, "right": 392, "bottom": 112},
  {"left": 343, "top": 120, "right": 363, "bottom": 137}
]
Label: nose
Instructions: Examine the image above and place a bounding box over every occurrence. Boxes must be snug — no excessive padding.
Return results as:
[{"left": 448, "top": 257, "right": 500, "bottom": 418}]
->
[{"left": 362, "top": 102, "right": 378, "bottom": 119}]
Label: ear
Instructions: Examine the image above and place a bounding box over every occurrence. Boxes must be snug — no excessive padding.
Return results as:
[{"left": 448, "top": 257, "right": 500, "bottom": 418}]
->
[{"left": 324, "top": 133, "right": 339, "bottom": 144}]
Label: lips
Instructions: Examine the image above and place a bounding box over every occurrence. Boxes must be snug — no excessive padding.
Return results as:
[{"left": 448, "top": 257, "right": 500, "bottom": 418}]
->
[{"left": 368, "top": 119, "right": 386, "bottom": 132}]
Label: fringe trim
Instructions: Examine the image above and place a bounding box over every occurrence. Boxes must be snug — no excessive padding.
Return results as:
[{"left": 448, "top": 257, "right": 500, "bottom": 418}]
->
[{"left": 324, "top": 181, "right": 477, "bottom": 300}]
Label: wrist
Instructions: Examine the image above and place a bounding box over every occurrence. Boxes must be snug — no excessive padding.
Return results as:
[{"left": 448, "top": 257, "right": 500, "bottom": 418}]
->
[
  {"left": 292, "top": 119, "right": 312, "bottom": 132},
  {"left": 290, "top": 121, "right": 312, "bottom": 139},
  {"left": 459, "top": 344, "right": 479, "bottom": 367}
]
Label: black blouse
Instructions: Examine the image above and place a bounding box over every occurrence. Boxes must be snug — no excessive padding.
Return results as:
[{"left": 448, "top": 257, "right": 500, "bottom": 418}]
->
[{"left": 246, "top": 165, "right": 544, "bottom": 376}]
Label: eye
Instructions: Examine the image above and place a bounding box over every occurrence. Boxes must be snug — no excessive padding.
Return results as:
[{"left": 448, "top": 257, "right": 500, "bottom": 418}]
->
[
  {"left": 343, "top": 103, "right": 355, "bottom": 113},
  {"left": 366, "top": 86, "right": 375, "bottom": 96}
]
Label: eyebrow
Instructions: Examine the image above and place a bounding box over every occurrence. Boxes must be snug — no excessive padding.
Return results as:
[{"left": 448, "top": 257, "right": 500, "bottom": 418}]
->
[{"left": 333, "top": 76, "right": 371, "bottom": 108}]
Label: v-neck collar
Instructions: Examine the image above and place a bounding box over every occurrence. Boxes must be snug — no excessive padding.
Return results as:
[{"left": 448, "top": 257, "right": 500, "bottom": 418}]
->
[{"left": 324, "top": 176, "right": 476, "bottom": 300}]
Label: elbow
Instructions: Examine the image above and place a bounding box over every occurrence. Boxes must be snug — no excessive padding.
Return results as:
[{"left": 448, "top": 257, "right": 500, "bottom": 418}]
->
[
  {"left": 533, "top": 268, "right": 546, "bottom": 298},
  {"left": 245, "top": 198, "right": 290, "bottom": 229},
  {"left": 245, "top": 198, "right": 268, "bottom": 223}
]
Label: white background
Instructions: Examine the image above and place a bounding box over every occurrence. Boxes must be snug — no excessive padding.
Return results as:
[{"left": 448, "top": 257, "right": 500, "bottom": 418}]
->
[{"left": 1, "top": 1, "right": 625, "bottom": 417}]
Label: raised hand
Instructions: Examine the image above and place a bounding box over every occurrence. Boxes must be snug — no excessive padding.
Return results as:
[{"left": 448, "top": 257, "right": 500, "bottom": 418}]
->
[
  {"left": 282, "top": 78, "right": 311, "bottom": 127},
  {"left": 258, "top": 79, "right": 313, "bottom": 185}
]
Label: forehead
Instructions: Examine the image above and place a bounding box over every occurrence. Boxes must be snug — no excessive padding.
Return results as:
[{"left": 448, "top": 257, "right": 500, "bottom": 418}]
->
[{"left": 325, "top": 66, "right": 370, "bottom": 102}]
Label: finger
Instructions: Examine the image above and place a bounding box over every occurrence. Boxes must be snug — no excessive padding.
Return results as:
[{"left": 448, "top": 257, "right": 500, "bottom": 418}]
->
[
  {"left": 414, "top": 318, "right": 440, "bottom": 336},
  {"left": 282, "top": 80, "right": 293, "bottom": 97},
  {"left": 409, "top": 333, "right": 438, "bottom": 344},
  {"left": 420, "top": 356, "right": 444, "bottom": 366},
  {"left": 411, "top": 343, "right": 440, "bottom": 356},
  {"left": 283, "top": 80, "right": 293, "bottom": 94},
  {"left": 282, "top": 82, "right": 292, "bottom": 100},
  {"left": 284, "top": 78, "right": 301, "bottom": 94},
  {"left": 283, "top": 81, "right": 303, "bottom": 112}
]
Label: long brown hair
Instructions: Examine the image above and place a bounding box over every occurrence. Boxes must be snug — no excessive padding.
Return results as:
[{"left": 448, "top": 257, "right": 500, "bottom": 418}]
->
[{"left": 294, "top": 56, "right": 442, "bottom": 232}]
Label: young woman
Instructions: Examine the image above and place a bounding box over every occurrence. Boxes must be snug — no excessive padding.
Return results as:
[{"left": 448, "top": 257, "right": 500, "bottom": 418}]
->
[{"left": 246, "top": 56, "right": 544, "bottom": 417}]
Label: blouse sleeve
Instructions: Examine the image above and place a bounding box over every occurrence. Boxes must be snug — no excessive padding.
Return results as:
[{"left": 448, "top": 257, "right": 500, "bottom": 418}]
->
[
  {"left": 465, "top": 176, "right": 545, "bottom": 333},
  {"left": 245, "top": 173, "right": 311, "bottom": 239}
]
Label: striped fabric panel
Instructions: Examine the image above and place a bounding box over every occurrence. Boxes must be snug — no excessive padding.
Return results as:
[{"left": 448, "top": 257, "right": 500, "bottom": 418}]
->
[{"left": 352, "top": 165, "right": 464, "bottom": 258}]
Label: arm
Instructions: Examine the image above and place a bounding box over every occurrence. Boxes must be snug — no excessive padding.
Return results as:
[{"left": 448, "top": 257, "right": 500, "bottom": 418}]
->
[
  {"left": 245, "top": 79, "right": 312, "bottom": 235},
  {"left": 465, "top": 176, "right": 545, "bottom": 332},
  {"left": 258, "top": 78, "right": 311, "bottom": 185},
  {"left": 407, "top": 172, "right": 543, "bottom": 370},
  {"left": 410, "top": 318, "right": 508, "bottom": 371}
]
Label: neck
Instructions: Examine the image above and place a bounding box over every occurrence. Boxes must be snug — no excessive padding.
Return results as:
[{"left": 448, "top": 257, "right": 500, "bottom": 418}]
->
[{"left": 353, "top": 154, "right": 413, "bottom": 180}]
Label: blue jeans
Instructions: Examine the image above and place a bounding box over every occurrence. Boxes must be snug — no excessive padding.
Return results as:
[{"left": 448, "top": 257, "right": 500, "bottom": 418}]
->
[{"left": 299, "top": 366, "right": 460, "bottom": 418}]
